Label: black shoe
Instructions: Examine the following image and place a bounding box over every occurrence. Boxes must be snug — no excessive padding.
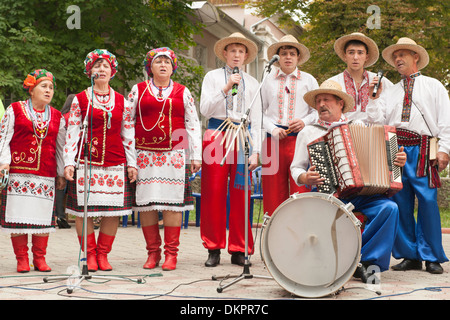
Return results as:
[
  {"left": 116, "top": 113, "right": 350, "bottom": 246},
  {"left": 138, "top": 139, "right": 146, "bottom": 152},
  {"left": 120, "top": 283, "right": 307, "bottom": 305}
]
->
[
  {"left": 353, "top": 262, "right": 379, "bottom": 284},
  {"left": 205, "top": 250, "right": 220, "bottom": 267},
  {"left": 425, "top": 261, "right": 443, "bottom": 274},
  {"left": 231, "top": 252, "right": 252, "bottom": 266},
  {"left": 353, "top": 264, "right": 366, "bottom": 279},
  {"left": 57, "top": 218, "right": 71, "bottom": 229},
  {"left": 391, "top": 259, "right": 422, "bottom": 271}
]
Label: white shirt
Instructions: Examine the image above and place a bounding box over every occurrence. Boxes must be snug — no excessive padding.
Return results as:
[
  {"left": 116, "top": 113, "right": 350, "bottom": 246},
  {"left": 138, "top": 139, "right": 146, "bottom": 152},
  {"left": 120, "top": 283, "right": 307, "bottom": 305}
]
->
[
  {"left": 200, "top": 67, "right": 262, "bottom": 154},
  {"left": 261, "top": 67, "right": 318, "bottom": 135},
  {"left": 328, "top": 70, "right": 393, "bottom": 123},
  {"left": 366, "top": 74, "right": 450, "bottom": 154}
]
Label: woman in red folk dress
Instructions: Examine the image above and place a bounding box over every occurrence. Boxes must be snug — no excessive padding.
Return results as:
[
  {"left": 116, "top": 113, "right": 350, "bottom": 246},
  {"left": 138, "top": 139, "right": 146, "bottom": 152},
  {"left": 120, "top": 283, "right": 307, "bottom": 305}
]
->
[
  {"left": 127, "top": 47, "right": 201, "bottom": 271},
  {"left": 0, "top": 69, "right": 66, "bottom": 273},
  {"left": 64, "top": 49, "right": 137, "bottom": 272}
]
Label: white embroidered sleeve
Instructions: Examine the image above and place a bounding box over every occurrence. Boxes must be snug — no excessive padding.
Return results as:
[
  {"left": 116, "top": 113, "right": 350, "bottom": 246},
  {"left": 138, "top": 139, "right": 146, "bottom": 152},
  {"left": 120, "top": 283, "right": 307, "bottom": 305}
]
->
[
  {"left": 63, "top": 96, "right": 82, "bottom": 167},
  {"left": 56, "top": 115, "right": 67, "bottom": 176},
  {"left": 0, "top": 106, "right": 15, "bottom": 165},
  {"left": 122, "top": 87, "right": 137, "bottom": 169},
  {"left": 183, "top": 87, "right": 202, "bottom": 161}
]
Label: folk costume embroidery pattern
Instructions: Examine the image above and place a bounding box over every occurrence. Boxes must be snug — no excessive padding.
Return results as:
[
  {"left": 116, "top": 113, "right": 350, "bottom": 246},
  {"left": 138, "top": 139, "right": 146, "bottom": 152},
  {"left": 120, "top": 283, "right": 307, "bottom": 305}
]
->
[
  {"left": 8, "top": 175, "right": 54, "bottom": 199},
  {"left": 65, "top": 89, "right": 131, "bottom": 168},
  {"left": 135, "top": 149, "right": 186, "bottom": 206},
  {"left": 135, "top": 80, "right": 173, "bottom": 150},
  {"left": 343, "top": 70, "right": 369, "bottom": 112},
  {"left": 276, "top": 69, "right": 300, "bottom": 125},
  {"left": 76, "top": 164, "right": 125, "bottom": 207},
  {"left": 128, "top": 78, "right": 201, "bottom": 211},
  {"left": 224, "top": 66, "right": 245, "bottom": 113},
  {"left": 401, "top": 72, "right": 421, "bottom": 122},
  {"left": 5, "top": 174, "right": 55, "bottom": 226},
  {"left": 11, "top": 135, "right": 42, "bottom": 169},
  {"left": 8, "top": 101, "right": 60, "bottom": 174}
]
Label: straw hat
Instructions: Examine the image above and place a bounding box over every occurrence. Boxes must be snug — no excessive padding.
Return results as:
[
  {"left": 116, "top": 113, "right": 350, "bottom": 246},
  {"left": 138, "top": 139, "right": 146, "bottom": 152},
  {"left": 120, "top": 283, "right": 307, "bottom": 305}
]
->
[
  {"left": 303, "top": 80, "right": 355, "bottom": 113},
  {"left": 214, "top": 32, "right": 258, "bottom": 65},
  {"left": 267, "top": 34, "right": 310, "bottom": 66},
  {"left": 334, "top": 32, "right": 379, "bottom": 67},
  {"left": 382, "top": 37, "right": 429, "bottom": 70}
]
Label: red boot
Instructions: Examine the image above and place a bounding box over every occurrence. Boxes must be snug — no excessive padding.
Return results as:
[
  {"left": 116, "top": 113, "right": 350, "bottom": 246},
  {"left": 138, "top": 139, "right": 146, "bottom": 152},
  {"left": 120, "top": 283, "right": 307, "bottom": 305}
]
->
[
  {"left": 161, "top": 226, "right": 181, "bottom": 271},
  {"left": 142, "top": 224, "right": 162, "bottom": 269},
  {"left": 97, "top": 232, "right": 115, "bottom": 271},
  {"left": 11, "top": 235, "right": 30, "bottom": 273},
  {"left": 31, "top": 235, "right": 51, "bottom": 272},
  {"left": 78, "top": 233, "right": 98, "bottom": 272}
]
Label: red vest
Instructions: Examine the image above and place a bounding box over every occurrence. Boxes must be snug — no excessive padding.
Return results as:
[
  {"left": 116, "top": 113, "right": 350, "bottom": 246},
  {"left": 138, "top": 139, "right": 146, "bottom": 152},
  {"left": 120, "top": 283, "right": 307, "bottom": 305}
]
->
[
  {"left": 135, "top": 81, "right": 187, "bottom": 151},
  {"left": 76, "top": 90, "right": 126, "bottom": 166},
  {"left": 9, "top": 101, "right": 61, "bottom": 177}
]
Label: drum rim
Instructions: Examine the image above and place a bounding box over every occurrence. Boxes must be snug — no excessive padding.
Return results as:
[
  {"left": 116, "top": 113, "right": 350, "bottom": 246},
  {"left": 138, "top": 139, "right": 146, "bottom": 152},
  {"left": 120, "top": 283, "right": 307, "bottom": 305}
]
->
[{"left": 261, "top": 192, "right": 362, "bottom": 298}]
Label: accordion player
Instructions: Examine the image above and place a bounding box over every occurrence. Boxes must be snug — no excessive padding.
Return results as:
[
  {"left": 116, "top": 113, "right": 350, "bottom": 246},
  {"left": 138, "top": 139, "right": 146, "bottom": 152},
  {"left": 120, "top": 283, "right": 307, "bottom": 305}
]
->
[{"left": 307, "top": 123, "right": 402, "bottom": 198}]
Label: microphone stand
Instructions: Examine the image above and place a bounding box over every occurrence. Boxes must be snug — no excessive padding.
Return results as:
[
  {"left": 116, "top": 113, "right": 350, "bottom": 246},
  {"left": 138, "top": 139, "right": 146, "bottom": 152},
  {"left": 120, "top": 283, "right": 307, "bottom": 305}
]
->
[
  {"left": 43, "top": 76, "right": 142, "bottom": 293},
  {"left": 215, "top": 62, "right": 275, "bottom": 293}
]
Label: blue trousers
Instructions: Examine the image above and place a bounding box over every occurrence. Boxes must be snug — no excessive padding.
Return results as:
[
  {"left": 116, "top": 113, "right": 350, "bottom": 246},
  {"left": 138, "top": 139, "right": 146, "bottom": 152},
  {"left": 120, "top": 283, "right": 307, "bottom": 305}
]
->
[
  {"left": 342, "top": 195, "right": 399, "bottom": 271},
  {"left": 391, "top": 145, "right": 448, "bottom": 263}
]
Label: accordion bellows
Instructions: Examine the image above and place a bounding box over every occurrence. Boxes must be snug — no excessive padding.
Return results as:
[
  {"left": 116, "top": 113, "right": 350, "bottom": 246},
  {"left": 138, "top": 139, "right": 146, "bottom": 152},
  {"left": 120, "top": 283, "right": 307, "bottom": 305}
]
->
[{"left": 307, "top": 123, "right": 402, "bottom": 198}]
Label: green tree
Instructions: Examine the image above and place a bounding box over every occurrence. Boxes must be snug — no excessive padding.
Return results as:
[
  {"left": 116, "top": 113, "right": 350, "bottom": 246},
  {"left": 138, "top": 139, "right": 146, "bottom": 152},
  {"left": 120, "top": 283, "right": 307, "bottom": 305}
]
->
[
  {"left": 247, "top": 0, "right": 449, "bottom": 88},
  {"left": 0, "top": 0, "right": 204, "bottom": 108}
]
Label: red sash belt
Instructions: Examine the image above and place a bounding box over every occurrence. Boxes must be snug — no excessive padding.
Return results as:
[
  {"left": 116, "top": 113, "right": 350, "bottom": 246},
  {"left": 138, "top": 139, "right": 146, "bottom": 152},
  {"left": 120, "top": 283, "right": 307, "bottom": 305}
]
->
[{"left": 397, "top": 128, "right": 440, "bottom": 188}]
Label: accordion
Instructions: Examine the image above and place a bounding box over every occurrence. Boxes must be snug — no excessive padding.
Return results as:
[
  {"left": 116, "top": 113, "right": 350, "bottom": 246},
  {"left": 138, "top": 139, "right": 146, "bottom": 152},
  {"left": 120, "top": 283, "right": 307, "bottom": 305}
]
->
[{"left": 307, "top": 123, "right": 402, "bottom": 198}]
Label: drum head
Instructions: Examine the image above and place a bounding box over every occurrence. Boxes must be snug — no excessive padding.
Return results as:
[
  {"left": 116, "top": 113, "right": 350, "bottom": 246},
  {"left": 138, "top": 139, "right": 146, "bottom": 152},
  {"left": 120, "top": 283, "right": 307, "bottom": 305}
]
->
[{"left": 262, "top": 192, "right": 361, "bottom": 298}]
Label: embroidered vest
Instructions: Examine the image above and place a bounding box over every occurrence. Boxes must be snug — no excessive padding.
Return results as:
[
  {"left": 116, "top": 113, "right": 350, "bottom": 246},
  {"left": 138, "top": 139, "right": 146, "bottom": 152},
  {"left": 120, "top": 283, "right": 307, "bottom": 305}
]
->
[
  {"left": 135, "top": 81, "right": 187, "bottom": 151},
  {"left": 76, "top": 90, "right": 126, "bottom": 166},
  {"left": 9, "top": 101, "right": 61, "bottom": 177}
]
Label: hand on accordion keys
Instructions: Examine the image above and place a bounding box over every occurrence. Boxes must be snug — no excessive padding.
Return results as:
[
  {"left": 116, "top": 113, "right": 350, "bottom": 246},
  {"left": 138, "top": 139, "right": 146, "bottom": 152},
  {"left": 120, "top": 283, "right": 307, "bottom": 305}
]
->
[
  {"left": 298, "top": 165, "right": 326, "bottom": 186},
  {"left": 393, "top": 146, "right": 406, "bottom": 167}
]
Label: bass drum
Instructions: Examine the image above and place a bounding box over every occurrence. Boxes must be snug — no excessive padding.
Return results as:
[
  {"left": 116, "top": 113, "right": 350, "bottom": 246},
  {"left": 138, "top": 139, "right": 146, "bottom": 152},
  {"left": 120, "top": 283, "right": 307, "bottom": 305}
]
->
[{"left": 261, "top": 192, "right": 361, "bottom": 298}]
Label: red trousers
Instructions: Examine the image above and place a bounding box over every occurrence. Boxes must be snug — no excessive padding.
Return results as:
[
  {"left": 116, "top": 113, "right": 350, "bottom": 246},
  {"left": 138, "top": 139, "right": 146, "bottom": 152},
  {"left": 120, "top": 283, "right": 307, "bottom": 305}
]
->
[
  {"left": 200, "top": 129, "right": 254, "bottom": 254},
  {"left": 262, "top": 136, "right": 311, "bottom": 217}
]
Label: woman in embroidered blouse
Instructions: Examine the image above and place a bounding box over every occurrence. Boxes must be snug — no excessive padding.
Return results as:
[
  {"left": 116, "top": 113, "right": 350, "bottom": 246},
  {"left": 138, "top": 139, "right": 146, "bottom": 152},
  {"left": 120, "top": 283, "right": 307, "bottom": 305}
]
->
[
  {"left": 64, "top": 49, "right": 137, "bottom": 272},
  {"left": 0, "top": 69, "right": 66, "bottom": 273},
  {"left": 127, "top": 47, "right": 201, "bottom": 271}
]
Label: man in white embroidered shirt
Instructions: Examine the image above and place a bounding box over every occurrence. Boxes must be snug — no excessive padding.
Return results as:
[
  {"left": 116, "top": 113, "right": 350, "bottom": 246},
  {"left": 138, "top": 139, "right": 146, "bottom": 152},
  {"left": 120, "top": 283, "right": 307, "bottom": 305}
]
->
[
  {"left": 328, "top": 32, "right": 393, "bottom": 123},
  {"left": 368, "top": 37, "right": 450, "bottom": 274},
  {"left": 260, "top": 35, "right": 319, "bottom": 218},
  {"left": 199, "top": 32, "right": 262, "bottom": 268}
]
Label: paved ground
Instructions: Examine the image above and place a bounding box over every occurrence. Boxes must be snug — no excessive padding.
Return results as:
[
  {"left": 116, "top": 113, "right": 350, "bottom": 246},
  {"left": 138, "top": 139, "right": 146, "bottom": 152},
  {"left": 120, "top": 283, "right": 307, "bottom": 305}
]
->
[{"left": 0, "top": 222, "right": 449, "bottom": 310}]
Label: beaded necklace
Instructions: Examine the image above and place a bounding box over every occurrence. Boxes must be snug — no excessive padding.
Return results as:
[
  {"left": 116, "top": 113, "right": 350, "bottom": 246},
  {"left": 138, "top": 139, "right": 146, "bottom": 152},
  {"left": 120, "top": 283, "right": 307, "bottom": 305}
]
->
[
  {"left": 26, "top": 99, "right": 51, "bottom": 139},
  {"left": 137, "top": 80, "right": 171, "bottom": 132},
  {"left": 151, "top": 78, "right": 172, "bottom": 102},
  {"left": 89, "top": 86, "right": 115, "bottom": 129}
]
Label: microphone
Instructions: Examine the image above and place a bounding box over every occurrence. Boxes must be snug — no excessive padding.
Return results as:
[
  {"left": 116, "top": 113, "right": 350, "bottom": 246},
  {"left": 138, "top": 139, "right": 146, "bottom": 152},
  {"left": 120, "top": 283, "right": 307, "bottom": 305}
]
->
[
  {"left": 91, "top": 72, "right": 99, "bottom": 79},
  {"left": 372, "top": 70, "right": 384, "bottom": 97},
  {"left": 267, "top": 54, "right": 280, "bottom": 69},
  {"left": 231, "top": 67, "right": 239, "bottom": 96}
]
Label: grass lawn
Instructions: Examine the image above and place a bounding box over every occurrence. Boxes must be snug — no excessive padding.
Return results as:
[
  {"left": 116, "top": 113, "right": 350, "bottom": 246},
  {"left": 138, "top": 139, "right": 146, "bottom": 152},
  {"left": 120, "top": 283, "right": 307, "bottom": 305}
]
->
[
  {"left": 438, "top": 207, "right": 450, "bottom": 228},
  {"left": 188, "top": 199, "right": 450, "bottom": 228}
]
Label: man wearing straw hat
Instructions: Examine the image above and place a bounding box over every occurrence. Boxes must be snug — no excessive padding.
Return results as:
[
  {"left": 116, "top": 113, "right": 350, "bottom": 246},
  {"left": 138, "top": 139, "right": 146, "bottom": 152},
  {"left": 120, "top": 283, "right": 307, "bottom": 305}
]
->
[
  {"left": 368, "top": 37, "right": 450, "bottom": 274},
  {"left": 328, "top": 32, "right": 393, "bottom": 123},
  {"left": 260, "top": 34, "right": 318, "bottom": 218},
  {"left": 199, "top": 32, "right": 262, "bottom": 267},
  {"left": 290, "top": 80, "right": 406, "bottom": 283}
]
